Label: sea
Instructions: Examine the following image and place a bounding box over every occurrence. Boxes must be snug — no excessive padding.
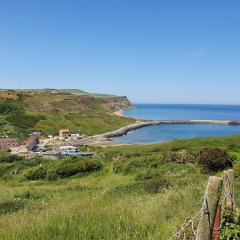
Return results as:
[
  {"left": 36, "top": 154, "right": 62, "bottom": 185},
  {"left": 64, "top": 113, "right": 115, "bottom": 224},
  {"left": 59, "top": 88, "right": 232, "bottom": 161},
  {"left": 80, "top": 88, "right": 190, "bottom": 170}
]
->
[{"left": 112, "top": 104, "right": 240, "bottom": 144}]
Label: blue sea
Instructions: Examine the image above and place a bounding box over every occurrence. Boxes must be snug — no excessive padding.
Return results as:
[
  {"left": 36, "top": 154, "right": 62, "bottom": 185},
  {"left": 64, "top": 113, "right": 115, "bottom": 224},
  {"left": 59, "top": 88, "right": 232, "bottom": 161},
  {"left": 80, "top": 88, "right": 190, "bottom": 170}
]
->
[{"left": 113, "top": 104, "right": 240, "bottom": 144}]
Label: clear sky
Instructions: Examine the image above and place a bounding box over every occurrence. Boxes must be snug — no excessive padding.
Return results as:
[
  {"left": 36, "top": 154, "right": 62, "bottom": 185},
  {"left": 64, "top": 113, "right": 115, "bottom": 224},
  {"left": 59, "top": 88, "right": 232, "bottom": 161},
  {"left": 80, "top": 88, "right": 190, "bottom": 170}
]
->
[{"left": 1, "top": 0, "right": 240, "bottom": 104}]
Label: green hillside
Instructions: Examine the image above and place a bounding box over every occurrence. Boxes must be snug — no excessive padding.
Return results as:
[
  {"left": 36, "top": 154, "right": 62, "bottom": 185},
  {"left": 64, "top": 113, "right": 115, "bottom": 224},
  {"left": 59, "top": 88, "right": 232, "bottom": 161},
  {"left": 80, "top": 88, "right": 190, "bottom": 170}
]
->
[
  {"left": 0, "top": 90, "right": 134, "bottom": 139},
  {"left": 0, "top": 135, "right": 239, "bottom": 239}
]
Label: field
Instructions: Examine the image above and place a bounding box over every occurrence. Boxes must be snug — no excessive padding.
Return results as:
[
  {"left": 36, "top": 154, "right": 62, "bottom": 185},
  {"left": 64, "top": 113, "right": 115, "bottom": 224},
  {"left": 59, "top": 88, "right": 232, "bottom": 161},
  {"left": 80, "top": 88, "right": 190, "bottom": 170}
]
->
[{"left": 0, "top": 135, "right": 240, "bottom": 239}]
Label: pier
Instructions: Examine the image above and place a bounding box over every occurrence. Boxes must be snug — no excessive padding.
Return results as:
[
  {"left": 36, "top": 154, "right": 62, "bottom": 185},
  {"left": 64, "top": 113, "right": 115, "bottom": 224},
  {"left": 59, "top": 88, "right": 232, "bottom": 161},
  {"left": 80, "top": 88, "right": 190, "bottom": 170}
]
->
[{"left": 86, "top": 119, "right": 240, "bottom": 142}]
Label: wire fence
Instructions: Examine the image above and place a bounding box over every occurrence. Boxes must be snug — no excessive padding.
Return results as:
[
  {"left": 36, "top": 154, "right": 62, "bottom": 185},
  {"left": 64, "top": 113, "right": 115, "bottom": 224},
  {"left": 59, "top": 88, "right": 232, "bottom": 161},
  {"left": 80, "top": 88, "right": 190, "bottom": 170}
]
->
[{"left": 169, "top": 170, "right": 236, "bottom": 240}]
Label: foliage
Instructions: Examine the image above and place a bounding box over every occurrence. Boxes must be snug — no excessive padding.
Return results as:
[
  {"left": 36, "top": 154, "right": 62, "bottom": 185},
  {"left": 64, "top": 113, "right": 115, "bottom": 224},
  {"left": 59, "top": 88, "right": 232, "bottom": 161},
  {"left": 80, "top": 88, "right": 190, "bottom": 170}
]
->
[
  {"left": 0, "top": 136, "right": 240, "bottom": 239},
  {"left": 22, "top": 157, "right": 103, "bottom": 181},
  {"left": 169, "top": 149, "right": 195, "bottom": 164},
  {"left": 46, "top": 158, "right": 103, "bottom": 180},
  {"left": 0, "top": 100, "right": 22, "bottom": 114},
  {"left": 221, "top": 211, "right": 240, "bottom": 239},
  {"left": 6, "top": 114, "right": 45, "bottom": 130},
  {"left": 0, "top": 154, "right": 24, "bottom": 163},
  {"left": 198, "top": 148, "right": 232, "bottom": 173},
  {"left": 22, "top": 165, "right": 47, "bottom": 180}
]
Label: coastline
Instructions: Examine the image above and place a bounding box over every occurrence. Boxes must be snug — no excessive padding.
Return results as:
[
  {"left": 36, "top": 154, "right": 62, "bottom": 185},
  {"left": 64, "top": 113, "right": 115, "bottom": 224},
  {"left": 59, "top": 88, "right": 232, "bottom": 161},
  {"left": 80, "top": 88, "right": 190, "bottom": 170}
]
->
[
  {"left": 113, "top": 109, "right": 125, "bottom": 117},
  {"left": 47, "top": 107, "right": 240, "bottom": 147},
  {"left": 84, "top": 118, "right": 240, "bottom": 147}
]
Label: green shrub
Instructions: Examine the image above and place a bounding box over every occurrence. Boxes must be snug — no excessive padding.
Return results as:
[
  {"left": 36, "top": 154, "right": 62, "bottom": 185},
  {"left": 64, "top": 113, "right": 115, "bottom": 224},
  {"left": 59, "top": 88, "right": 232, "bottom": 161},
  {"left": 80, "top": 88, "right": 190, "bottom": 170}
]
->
[
  {"left": 143, "top": 177, "right": 170, "bottom": 194},
  {"left": 22, "top": 165, "right": 47, "bottom": 180},
  {"left": 198, "top": 148, "right": 232, "bottom": 173},
  {"left": 169, "top": 149, "right": 195, "bottom": 164},
  {"left": 0, "top": 163, "right": 14, "bottom": 177},
  {"left": 21, "top": 158, "right": 103, "bottom": 181},
  {"left": 221, "top": 211, "right": 240, "bottom": 239},
  {"left": 0, "top": 100, "right": 22, "bottom": 114},
  {"left": 0, "top": 154, "right": 24, "bottom": 163},
  {"left": 46, "top": 158, "right": 103, "bottom": 180}
]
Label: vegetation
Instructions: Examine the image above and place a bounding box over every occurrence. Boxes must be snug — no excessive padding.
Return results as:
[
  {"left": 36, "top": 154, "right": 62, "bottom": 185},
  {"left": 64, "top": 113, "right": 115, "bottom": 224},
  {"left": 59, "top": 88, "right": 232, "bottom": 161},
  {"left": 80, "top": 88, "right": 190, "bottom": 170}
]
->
[
  {"left": 198, "top": 148, "right": 232, "bottom": 173},
  {"left": 0, "top": 90, "right": 134, "bottom": 138},
  {"left": 221, "top": 211, "right": 240, "bottom": 239},
  {"left": 0, "top": 135, "right": 239, "bottom": 239}
]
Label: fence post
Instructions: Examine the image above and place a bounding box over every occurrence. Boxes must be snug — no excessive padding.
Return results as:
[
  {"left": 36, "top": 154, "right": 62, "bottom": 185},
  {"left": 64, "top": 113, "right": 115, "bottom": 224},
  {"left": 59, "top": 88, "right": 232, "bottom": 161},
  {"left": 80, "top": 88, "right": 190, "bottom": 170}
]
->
[
  {"left": 223, "top": 169, "right": 235, "bottom": 211},
  {"left": 196, "top": 176, "right": 223, "bottom": 240}
]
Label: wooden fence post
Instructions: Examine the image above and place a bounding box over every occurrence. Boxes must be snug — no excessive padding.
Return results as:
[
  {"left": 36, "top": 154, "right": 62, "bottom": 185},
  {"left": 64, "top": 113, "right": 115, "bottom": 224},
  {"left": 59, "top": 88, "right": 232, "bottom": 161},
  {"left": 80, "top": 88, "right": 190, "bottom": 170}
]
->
[
  {"left": 196, "top": 176, "right": 223, "bottom": 240},
  {"left": 223, "top": 169, "right": 235, "bottom": 211}
]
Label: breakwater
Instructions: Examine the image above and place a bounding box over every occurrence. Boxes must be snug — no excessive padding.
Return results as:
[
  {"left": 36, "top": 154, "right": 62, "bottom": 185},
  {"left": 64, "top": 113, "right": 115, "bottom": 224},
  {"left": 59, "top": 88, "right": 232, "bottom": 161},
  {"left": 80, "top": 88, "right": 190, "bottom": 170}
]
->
[{"left": 87, "top": 120, "right": 240, "bottom": 141}]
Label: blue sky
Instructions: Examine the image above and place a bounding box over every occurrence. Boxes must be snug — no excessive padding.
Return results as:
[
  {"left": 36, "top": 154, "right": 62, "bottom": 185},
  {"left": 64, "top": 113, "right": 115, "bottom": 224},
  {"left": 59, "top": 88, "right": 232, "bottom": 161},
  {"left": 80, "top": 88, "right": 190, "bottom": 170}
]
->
[{"left": 1, "top": 0, "right": 240, "bottom": 104}]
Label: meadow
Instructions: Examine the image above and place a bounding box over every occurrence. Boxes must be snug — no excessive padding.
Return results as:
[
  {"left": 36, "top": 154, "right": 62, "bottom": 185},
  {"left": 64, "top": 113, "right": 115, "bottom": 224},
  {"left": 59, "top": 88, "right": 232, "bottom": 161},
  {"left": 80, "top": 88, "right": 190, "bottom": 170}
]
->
[{"left": 0, "top": 135, "right": 240, "bottom": 239}]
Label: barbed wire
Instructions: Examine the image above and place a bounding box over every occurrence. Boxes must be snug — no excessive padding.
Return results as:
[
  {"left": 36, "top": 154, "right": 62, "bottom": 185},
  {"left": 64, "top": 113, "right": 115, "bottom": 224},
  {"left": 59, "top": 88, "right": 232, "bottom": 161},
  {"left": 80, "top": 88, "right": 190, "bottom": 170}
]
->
[
  {"left": 170, "top": 171, "right": 237, "bottom": 240},
  {"left": 169, "top": 208, "right": 202, "bottom": 240}
]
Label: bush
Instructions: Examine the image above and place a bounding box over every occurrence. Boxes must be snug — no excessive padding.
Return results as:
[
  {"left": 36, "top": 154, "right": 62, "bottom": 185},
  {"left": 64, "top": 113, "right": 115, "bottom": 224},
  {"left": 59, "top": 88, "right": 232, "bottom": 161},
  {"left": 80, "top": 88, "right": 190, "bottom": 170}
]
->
[
  {"left": 22, "top": 165, "right": 47, "bottom": 180},
  {"left": 221, "top": 211, "right": 240, "bottom": 239},
  {"left": 0, "top": 154, "right": 24, "bottom": 163},
  {"left": 169, "top": 149, "right": 195, "bottom": 164},
  {"left": 198, "top": 148, "right": 232, "bottom": 173},
  {"left": 143, "top": 177, "right": 170, "bottom": 194},
  {"left": 46, "top": 158, "right": 102, "bottom": 180},
  {"left": 0, "top": 100, "right": 21, "bottom": 114},
  {"left": 22, "top": 158, "right": 103, "bottom": 181},
  {"left": 0, "top": 163, "right": 14, "bottom": 177}
]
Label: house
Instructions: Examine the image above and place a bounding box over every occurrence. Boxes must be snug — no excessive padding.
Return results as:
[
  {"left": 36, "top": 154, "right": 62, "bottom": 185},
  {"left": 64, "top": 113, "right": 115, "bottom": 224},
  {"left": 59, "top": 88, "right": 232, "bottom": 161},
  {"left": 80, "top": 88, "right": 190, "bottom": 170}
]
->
[
  {"left": 0, "top": 138, "right": 20, "bottom": 152},
  {"left": 70, "top": 134, "right": 81, "bottom": 140},
  {"left": 59, "top": 129, "right": 70, "bottom": 138},
  {"left": 25, "top": 136, "right": 39, "bottom": 152}
]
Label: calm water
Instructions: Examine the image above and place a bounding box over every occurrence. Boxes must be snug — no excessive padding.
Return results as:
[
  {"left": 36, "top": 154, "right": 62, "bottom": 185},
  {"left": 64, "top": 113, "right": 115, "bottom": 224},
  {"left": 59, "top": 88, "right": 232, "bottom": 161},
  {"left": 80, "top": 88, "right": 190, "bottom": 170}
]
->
[{"left": 113, "top": 104, "right": 240, "bottom": 144}]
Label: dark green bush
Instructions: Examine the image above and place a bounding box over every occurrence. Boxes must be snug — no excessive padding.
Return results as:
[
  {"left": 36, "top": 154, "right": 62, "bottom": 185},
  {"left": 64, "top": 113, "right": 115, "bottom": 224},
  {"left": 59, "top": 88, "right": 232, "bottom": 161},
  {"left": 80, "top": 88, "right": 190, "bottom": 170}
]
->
[
  {"left": 198, "top": 148, "right": 232, "bottom": 173},
  {"left": 46, "top": 158, "right": 102, "bottom": 180},
  {"left": 0, "top": 100, "right": 22, "bottom": 114},
  {"left": 22, "top": 158, "right": 103, "bottom": 181},
  {"left": 22, "top": 165, "right": 47, "bottom": 180},
  {"left": 143, "top": 177, "right": 170, "bottom": 194},
  {"left": 0, "top": 154, "right": 24, "bottom": 163},
  {"left": 0, "top": 163, "right": 14, "bottom": 177}
]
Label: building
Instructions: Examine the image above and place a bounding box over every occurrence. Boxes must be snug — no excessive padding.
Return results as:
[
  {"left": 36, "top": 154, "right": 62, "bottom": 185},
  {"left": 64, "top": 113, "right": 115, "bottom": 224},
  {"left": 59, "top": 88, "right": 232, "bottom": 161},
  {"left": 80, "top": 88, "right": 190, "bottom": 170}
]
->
[
  {"left": 0, "top": 138, "right": 20, "bottom": 152},
  {"left": 59, "top": 129, "right": 70, "bottom": 138},
  {"left": 25, "top": 136, "right": 39, "bottom": 152},
  {"left": 70, "top": 134, "right": 81, "bottom": 140}
]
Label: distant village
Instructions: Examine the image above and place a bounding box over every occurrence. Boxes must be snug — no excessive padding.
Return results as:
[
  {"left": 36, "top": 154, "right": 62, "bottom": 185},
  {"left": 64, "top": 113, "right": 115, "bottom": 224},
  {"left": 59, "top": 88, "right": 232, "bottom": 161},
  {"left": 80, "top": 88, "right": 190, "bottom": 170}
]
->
[{"left": 0, "top": 129, "right": 94, "bottom": 159}]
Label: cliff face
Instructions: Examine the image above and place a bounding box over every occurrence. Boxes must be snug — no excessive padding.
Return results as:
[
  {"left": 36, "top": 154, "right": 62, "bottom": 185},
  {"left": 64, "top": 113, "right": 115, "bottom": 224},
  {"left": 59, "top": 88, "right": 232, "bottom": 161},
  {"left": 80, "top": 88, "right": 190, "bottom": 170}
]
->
[{"left": 101, "top": 96, "right": 132, "bottom": 112}]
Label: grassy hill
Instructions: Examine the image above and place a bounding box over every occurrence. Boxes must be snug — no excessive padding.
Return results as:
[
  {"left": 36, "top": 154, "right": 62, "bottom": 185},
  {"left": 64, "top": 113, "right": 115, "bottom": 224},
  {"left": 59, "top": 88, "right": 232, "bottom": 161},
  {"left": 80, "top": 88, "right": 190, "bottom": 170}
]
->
[
  {"left": 0, "top": 89, "right": 134, "bottom": 139},
  {"left": 0, "top": 135, "right": 239, "bottom": 239}
]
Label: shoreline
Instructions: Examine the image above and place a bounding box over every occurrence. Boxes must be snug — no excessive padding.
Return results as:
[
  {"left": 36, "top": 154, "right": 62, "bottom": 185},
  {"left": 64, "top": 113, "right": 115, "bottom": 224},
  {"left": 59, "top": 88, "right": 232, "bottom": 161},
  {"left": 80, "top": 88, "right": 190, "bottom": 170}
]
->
[
  {"left": 84, "top": 119, "right": 240, "bottom": 147},
  {"left": 113, "top": 109, "right": 125, "bottom": 117}
]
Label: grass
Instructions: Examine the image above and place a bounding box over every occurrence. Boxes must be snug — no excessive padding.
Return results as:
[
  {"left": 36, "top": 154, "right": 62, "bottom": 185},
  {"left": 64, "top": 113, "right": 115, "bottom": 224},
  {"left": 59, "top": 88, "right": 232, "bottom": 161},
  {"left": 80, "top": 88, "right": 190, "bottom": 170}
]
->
[
  {"left": 1, "top": 134, "right": 239, "bottom": 239},
  {"left": 0, "top": 91, "right": 134, "bottom": 138}
]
